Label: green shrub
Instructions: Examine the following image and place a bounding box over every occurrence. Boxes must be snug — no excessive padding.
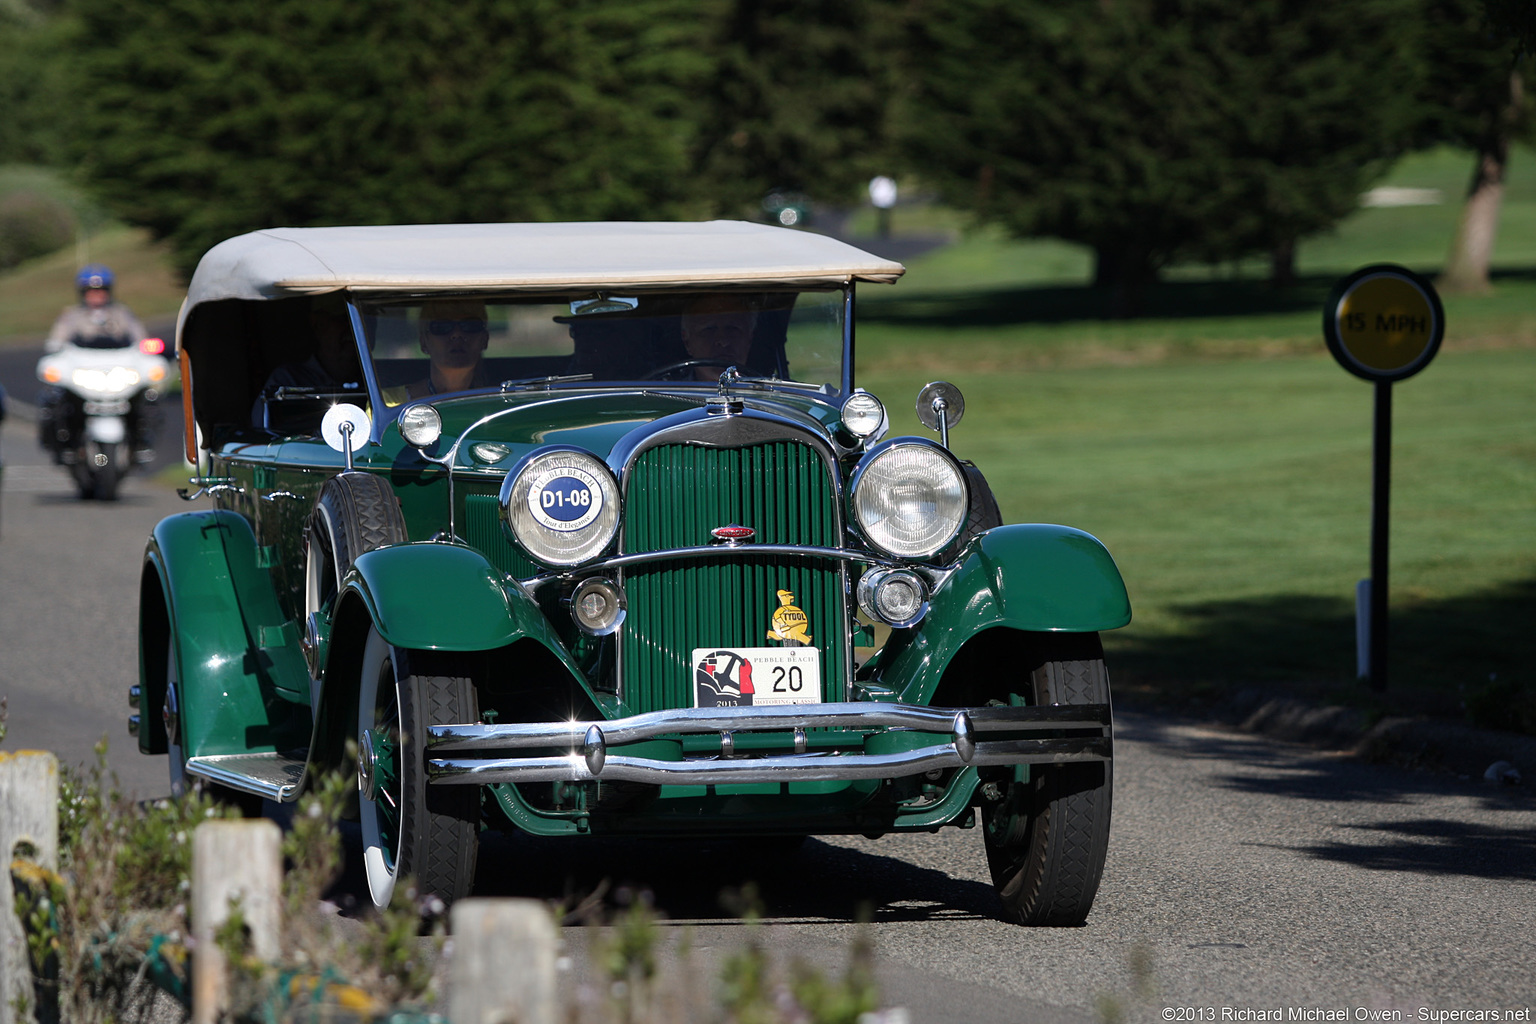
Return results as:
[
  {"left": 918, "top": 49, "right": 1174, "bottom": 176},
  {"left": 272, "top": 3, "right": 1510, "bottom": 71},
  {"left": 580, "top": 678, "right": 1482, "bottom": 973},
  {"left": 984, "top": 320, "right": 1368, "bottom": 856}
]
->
[
  {"left": 1464, "top": 675, "right": 1536, "bottom": 736},
  {"left": 0, "top": 190, "right": 74, "bottom": 270}
]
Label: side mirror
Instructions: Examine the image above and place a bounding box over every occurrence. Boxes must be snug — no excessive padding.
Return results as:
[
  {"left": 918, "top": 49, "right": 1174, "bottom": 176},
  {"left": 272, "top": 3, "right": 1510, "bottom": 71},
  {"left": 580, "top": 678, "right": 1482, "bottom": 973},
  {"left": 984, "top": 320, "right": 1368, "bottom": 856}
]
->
[
  {"left": 321, "top": 403, "right": 371, "bottom": 471},
  {"left": 916, "top": 381, "right": 965, "bottom": 448}
]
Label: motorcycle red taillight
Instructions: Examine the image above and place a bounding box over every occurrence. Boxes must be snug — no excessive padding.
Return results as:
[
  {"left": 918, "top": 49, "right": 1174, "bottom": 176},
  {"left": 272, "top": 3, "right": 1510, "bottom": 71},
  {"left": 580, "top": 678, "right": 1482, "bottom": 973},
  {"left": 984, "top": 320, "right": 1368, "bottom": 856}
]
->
[{"left": 140, "top": 337, "right": 166, "bottom": 355}]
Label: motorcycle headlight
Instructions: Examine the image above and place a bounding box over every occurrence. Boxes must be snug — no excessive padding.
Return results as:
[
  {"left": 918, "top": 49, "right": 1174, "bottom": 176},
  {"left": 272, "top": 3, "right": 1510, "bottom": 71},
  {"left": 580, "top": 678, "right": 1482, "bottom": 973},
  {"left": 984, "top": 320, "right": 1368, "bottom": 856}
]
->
[
  {"left": 499, "top": 447, "right": 620, "bottom": 567},
  {"left": 849, "top": 439, "right": 968, "bottom": 559},
  {"left": 71, "top": 367, "right": 140, "bottom": 392}
]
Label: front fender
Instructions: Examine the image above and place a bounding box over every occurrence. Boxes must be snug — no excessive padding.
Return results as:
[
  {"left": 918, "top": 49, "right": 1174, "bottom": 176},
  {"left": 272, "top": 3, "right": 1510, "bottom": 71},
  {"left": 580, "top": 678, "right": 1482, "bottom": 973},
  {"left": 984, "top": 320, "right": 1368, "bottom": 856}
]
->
[
  {"left": 342, "top": 542, "right": 553, "bottom": 652},
  {"left": 313, "top": 542, "right": 595, "bottom": 772},
  {"left": 875, "top": 524, "right": 1131, "bottom": 702},
  {"left": 140, "top": 510, "right": 311, "bottom": 758}
]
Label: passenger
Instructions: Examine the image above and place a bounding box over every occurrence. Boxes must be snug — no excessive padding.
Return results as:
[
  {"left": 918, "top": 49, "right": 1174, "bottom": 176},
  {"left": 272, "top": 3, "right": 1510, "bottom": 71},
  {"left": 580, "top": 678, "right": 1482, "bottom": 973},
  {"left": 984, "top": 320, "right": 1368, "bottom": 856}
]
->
[
  {"left": 251, "top": 296, "right": 364, "bottom": 427},
  {"left": 384, "top": 299, "right": 494, "bottom": 405},
  {"left": 564, "top": 310, "right": 667, "bottom": 380}
]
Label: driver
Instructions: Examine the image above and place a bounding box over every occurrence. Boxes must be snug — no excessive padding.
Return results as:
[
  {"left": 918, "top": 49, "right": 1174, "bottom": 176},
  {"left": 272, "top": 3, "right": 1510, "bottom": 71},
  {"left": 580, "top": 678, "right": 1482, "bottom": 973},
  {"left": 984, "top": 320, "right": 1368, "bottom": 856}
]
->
[
  {"left": 678, "top": 294, "right": 757, "bottom": 380},
  {"left": 41, "top": 264, "right": 157, "bottom": 459},
  {"left": 44, "top": 265, "right": 147, "bottom": 352}
]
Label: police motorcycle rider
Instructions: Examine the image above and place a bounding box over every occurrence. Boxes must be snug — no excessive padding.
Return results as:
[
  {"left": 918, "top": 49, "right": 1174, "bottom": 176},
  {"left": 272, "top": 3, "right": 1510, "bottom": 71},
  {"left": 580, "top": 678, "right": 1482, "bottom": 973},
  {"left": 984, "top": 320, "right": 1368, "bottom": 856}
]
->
[{"left": 36, "top": 265, "right": 164, "bottom": 497}]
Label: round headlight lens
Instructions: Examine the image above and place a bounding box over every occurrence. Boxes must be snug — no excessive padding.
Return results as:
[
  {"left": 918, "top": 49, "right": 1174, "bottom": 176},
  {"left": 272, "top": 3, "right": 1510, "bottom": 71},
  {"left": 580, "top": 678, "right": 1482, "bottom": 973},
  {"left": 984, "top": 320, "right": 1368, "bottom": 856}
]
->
[
  {"left": 857, "top": 568, "right": 929, "bottom": 628},
  {"left": 500, "top": 448, "right": 620, "bottom": 567},
  {"left": 571, "top": 577, "right": 626, "bottom": 635},
  {"left": 841, "top": 391, "right": 886, "bottom": 440},
  {"left": 398, "top": 404, "right": 443, "bottom": 448},
  {"left": 851, "top": 441, "right": 967, "bottom": 559}
]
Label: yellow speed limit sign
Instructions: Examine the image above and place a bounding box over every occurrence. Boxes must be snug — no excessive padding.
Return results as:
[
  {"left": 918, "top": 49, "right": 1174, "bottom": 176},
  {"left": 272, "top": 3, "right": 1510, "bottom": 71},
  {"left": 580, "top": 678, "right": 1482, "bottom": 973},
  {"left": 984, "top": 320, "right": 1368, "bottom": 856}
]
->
[{"left": 1324, "top": 264, "right": 1444, "bottom": 382}]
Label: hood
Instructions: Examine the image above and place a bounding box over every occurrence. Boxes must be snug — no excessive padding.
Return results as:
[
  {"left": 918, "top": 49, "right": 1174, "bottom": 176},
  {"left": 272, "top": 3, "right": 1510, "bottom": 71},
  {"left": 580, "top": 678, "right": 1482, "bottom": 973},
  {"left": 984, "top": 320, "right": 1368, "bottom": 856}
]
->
[{"left": 410, "top": 387, "right": 845, "bottom": 473}]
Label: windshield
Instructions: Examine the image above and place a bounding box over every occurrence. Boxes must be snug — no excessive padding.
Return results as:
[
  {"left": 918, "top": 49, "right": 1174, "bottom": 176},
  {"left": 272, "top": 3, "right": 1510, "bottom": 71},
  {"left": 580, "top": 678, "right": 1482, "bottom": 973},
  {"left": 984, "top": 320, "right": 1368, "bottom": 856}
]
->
[{"left": 356, "top": 290, "right": 846, "bottom": 407}]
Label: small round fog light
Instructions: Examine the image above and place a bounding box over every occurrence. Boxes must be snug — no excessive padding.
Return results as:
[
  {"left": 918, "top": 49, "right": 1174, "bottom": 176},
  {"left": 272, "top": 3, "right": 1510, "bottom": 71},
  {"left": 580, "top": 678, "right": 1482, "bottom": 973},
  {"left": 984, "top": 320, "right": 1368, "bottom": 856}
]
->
[
  {"left": 857, "top": 568, "right": 929, "bottom": 628},
  {"left": 399, "top": 404, "right": 443, "bottom": 448},
  {"left": 571, "top": 577, "right": 626, "bottom": 635},
  {"left": 841, "top": 391, "right": 886, "bottom": 440}
]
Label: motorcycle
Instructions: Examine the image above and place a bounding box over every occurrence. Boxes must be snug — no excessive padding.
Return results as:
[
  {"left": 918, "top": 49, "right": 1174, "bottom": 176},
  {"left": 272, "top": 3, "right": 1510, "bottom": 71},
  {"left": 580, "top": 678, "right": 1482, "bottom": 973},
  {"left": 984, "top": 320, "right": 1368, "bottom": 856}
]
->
[{"left": 36, "top": 336, "right": 170, "bottom": 500}]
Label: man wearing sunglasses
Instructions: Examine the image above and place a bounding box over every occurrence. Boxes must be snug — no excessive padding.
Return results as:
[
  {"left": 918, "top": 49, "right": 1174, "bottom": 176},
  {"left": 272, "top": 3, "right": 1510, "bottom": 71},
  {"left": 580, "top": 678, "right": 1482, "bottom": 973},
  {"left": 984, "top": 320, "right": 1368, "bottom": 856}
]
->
[{"left": 405, "top": 299, "right": 492, "bottom": 400}]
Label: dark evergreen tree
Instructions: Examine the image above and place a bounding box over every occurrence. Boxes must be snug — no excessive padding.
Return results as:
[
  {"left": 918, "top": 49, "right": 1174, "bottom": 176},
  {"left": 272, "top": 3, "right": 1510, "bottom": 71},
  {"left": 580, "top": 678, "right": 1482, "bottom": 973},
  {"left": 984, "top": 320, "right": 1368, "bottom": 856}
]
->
[
  {"left": 1482, "top": 0, "right": 1536, "bottom": 55},
  {"left": 58, "top": 0, "right": 703, "bottom": 278},
  {"left": 1418, "top": 0, "right": 1533, "bottom": 293},
  {"left": 0, "top": 0, "right": 69, "bottom": 167},
  {"left": 899, "top": 0, "right": 1421, "bottom": 300},
  {"left": 688, "top": 0, "right": 899, "bottom": 219}
]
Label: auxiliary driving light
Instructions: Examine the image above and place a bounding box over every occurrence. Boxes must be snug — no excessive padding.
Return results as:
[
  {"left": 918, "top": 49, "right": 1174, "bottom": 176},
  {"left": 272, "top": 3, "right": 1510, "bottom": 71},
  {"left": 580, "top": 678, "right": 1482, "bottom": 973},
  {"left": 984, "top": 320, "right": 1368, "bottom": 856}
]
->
[
  {"left": 571, "top": 577, "right": 626, "bottom": 635},
  {"left": 841, "top": 391, "right": 887, "bottom": 440},
  {"left": 398, "top": 404, "right": 443, "bottom": 448},
  {"left": 857, "top": 567, "right": 929, "bottom": 629}
]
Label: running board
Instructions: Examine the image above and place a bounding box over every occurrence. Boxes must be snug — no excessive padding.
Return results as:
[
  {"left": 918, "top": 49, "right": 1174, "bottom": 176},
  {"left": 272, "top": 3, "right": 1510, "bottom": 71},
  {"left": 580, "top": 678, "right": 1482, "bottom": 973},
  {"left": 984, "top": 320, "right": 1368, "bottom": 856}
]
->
[{"left": 185, "top": 752, "right": 309, "bottom": 803}]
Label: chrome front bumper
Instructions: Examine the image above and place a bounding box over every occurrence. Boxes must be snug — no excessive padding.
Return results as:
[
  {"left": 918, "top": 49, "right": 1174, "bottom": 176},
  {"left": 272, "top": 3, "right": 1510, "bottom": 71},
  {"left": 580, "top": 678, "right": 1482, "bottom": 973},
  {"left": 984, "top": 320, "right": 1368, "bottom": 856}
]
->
[{"left": 425, "top": 702, "right": 1111, "bottom": 787}]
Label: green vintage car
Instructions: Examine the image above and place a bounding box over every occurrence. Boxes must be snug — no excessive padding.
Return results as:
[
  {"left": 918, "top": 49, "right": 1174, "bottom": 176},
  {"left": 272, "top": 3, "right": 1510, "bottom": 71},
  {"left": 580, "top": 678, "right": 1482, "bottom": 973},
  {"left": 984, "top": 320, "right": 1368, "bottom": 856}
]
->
[{"left": 132, "top": 222, "right": 1130, "bottom": 925}]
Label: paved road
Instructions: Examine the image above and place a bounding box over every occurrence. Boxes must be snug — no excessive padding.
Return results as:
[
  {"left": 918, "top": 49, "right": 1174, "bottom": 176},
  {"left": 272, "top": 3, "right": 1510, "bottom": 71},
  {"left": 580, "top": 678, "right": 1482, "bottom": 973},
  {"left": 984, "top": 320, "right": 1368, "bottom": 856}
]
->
[{"left": 3, "top": 409, "right": 1533, "bottom": 1022}]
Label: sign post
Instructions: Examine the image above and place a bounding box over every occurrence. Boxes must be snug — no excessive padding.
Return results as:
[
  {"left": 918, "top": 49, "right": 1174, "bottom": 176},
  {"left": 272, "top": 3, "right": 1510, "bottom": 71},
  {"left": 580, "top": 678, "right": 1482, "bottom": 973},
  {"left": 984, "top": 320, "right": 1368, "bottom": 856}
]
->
[{"left": 1323, "top": 264, "right": 1444, "bottom": 692}]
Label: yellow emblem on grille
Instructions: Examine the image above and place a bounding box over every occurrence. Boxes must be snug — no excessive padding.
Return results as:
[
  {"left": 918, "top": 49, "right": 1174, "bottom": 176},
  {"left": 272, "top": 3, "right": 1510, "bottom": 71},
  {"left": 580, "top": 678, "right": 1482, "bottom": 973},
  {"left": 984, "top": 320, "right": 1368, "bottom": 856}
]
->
[{"left": 767, "top": 589, "right": 811, "bottom": 646}]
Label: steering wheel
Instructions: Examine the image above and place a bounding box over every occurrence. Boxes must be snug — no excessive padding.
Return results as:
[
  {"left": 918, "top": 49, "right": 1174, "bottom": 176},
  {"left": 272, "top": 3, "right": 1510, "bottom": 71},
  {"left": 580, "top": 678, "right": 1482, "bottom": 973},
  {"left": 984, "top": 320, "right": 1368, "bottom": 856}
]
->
[{"left": 641, "top": 358, "right": 737, "bottom": 381}]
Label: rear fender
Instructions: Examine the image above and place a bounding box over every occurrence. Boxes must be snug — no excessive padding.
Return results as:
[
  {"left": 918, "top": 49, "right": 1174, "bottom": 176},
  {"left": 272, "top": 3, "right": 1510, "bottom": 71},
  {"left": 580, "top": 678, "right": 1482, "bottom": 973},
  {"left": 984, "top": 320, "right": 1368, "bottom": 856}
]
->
[
  {"left": 874, "top": 524, "right": 1131, "bottom": 703},
  {"left": 139, "top": 510, "right": 312, "bottom": 759}
]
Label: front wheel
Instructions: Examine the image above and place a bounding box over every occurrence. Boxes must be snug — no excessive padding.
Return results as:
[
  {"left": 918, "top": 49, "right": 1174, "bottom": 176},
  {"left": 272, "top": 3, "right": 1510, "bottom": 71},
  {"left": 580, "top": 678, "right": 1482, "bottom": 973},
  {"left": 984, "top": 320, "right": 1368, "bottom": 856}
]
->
[
  {"left": 92, "top": 441, "right": 124, "bottom": 500},
  {"left": 356, "top": 625, "right": 479, "bottom": 909},
  {"left": 980, "top": 632, "right": 1113, "bottom": 926}
]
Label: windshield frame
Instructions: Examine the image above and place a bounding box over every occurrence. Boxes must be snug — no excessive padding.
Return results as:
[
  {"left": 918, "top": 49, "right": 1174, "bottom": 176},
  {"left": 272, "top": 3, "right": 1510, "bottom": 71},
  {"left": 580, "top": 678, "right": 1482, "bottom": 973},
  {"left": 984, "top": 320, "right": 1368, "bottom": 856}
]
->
[{"left": 338, "top": 286, "right": 855, "bottom": 436}]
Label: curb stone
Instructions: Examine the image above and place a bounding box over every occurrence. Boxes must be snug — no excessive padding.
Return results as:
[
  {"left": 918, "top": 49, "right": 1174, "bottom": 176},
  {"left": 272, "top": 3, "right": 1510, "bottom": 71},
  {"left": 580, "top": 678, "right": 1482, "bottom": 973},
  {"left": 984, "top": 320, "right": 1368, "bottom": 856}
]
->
[{"left": 1206, "top": 688, "right": 1534, "bottom": 791}]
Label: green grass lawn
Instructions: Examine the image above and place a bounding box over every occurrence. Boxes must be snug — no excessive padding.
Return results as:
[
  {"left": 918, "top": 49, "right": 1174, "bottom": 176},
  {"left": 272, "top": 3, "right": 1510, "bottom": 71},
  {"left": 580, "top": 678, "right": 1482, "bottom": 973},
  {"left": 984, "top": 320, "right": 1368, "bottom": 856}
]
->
[
  {"left": 862, "top": 348, "right": 1534, "bottom": 718},
  {"left": 854, "top": 147, "right": 1536, "bottom": 728}
]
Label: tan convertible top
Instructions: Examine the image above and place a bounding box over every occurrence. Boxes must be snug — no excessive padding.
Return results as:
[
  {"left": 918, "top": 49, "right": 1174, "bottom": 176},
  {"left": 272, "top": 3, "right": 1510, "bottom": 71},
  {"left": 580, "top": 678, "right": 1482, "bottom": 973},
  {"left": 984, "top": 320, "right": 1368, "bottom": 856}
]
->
[{"left": 184, "top": 220, "right": 904, "bottom": 305}]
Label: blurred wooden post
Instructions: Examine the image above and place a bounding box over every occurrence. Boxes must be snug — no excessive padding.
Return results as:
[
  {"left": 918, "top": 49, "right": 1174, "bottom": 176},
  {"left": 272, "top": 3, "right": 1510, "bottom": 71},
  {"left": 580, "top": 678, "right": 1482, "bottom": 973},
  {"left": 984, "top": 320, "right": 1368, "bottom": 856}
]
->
[
  {"left": 1, "top": 751, "right": 59, "bottom": 1024},
  {"left": 192, "top": 819, "right": 282, "bottom": 1024},
  {"left": 1, "top": 749, "right": 58, "bottom": 1024},
  {"left": 449, "top": 899, "right": 558, "bottom": 1024}
]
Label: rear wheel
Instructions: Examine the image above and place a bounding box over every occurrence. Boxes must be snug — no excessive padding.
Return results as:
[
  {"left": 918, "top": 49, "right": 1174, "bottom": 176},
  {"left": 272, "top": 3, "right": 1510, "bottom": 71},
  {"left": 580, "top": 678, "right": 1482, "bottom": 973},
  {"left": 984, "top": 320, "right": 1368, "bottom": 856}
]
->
[
  {"left": 980, "top": 632, "right": 1113, "bottom": 926},
  {"left": 356, "top": 626, "right": 479, "bottom": 909}
]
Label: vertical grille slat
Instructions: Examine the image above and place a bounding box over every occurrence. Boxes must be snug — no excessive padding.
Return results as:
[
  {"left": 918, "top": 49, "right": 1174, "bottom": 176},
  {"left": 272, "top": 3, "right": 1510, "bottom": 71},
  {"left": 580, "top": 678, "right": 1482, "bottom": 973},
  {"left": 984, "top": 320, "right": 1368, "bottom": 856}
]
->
[
  {"left": 620, "top": 438, "right": 845, "bottom": 713},
  {"left": 465, "top": 494, "right": 538, "bottom": 579}
]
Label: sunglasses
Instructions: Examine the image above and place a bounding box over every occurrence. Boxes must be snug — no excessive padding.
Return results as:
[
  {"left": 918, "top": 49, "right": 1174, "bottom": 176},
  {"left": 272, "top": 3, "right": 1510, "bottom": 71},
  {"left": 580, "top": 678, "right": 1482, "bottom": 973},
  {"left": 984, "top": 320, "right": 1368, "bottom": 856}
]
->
[{"left": 427, "top": 318, "right": 488, "bottom": 336}]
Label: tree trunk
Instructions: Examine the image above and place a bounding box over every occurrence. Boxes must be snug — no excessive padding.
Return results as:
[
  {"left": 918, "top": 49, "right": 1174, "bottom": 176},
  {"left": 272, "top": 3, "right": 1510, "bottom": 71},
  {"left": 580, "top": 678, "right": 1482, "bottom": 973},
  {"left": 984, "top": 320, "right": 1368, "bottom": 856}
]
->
[
  {"left": 1270, "top": 237, "right": 1297, "bottom": 288},
  {"left": 1438, "top": 69, "right": 1522, "bottom": 295},
  {"left": 1093, "top": 245, "right": 1157, "bottom": 316}
]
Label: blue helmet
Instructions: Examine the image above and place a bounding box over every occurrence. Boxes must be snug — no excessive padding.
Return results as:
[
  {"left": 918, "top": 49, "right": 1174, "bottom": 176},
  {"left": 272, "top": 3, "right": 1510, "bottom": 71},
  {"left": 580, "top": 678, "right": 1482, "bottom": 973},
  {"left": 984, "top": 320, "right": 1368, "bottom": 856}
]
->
[{"left": 76, "top": 264, "right": 114, "bottom": 292}]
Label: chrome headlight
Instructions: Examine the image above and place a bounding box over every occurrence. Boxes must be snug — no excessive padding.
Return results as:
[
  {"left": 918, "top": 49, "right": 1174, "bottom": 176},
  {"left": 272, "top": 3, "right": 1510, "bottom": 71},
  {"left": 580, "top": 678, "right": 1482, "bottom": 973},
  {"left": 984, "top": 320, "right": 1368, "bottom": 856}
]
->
[
  {"left": 849, "top": 438, "right": 968, "bottom": 559},
  {"left": 398, "top": 404, "right": 443, "bottom": 448},
  {"left": 499, "top": 447, "right": 620, "bottom": 567},
  {"left": 857, "top": 567, "right": 930, "bottom": 628},
  {"left": 72, "top": 366, "right": 139, "bottom": 393},
  {"left": 840, "top": 391, "right": 887, "bottom": 441}
]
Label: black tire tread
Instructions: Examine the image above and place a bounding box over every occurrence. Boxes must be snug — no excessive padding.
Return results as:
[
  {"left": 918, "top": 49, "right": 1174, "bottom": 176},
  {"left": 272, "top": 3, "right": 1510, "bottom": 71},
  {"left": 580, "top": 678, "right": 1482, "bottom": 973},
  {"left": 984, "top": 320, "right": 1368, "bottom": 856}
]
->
[
  {"left": 946, "top": 462, "right": 1002, "bottom": 558},
  {"left": 321, "top": 472, "right": 408, "bottom": 570},
  {"left": 984, "top": 634, "right": 1113, "bottom": 926},
  {"left": 395, "top": 669, "right": 479, "bottom": 903}
]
